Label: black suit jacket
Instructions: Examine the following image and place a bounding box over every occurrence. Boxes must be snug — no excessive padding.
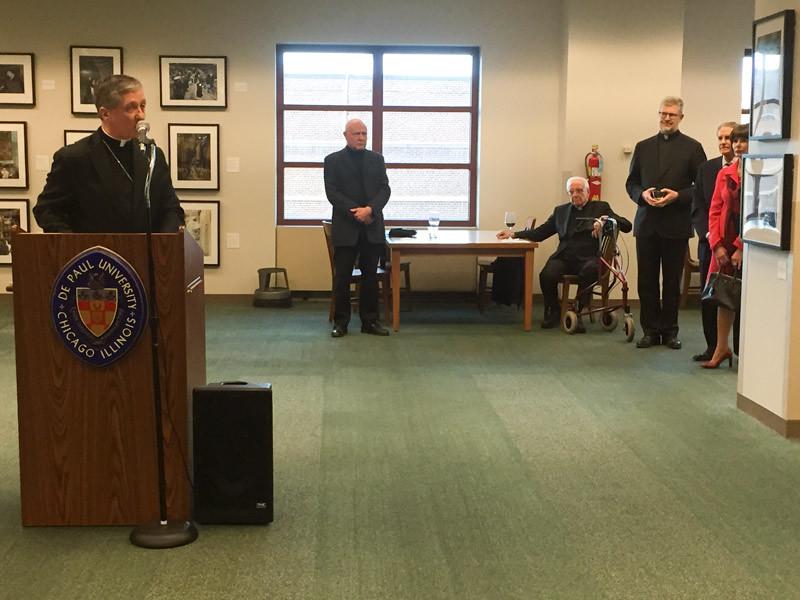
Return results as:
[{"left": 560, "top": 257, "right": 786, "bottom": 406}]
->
[
  {"left": 692, "top": 156, "right": 724, "bottom": 241},
  {"left": 625, "top": 130, "right": 707, "bottom": 239},
  {"left": 34, "top": 129, "right": 184, "bottom": 233},
  {"left": 515, "top": 200, "right": 632, "bottom": 259},
  {"left": 323, "top": 147, "right": 390, "bottom": 246}
]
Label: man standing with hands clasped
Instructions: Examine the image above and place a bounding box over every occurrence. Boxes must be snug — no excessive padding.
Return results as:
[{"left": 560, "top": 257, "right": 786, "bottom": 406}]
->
[
  {"left": 626, "top": 96, "right": 706, "bottom": 349},
  {"left": 324, "top": 119, "right": 391, "bottom": 338},
  {"left": 691, "top": 121, "right": 736, "bottom": 361}
]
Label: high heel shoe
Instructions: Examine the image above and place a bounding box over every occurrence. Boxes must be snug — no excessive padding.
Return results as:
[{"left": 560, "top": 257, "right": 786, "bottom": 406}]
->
[{"left": 701, "top": 351, "right": 733, "bottom": 369}]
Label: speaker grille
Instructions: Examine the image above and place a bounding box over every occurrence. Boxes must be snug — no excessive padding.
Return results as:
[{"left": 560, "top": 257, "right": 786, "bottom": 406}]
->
[{"left": 193, "top": 383, "right": 273, "bottom": 524}]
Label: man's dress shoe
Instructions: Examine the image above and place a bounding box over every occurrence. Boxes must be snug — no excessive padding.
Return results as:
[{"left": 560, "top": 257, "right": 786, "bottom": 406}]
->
[
  {"left": 662, "top": 336, "right": 682, "bottom": 350},
  {"left": 331, "top": 324, "right": 347, "bottom": 338},
  {"left": 361, "top": 321, "right": 390, "bottom": 336},
  {"left": 636, "top": 334, "right": 659, "bottom": 348}
]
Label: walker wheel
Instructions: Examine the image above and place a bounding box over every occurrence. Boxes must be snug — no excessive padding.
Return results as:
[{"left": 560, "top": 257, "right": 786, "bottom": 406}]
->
[
  {"left": 601, "top": 310, "right": 619, "bottom": 331},
  {"left": 623, "top": 315, "right": 635, "bottom": 342},
  {"left": 563, "top": 310, "right": 579, "bottom": 334}
]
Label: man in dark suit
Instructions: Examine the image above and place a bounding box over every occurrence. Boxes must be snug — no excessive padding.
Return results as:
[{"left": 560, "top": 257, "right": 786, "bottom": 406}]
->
[
  {"left": 497, "top": 176, "right": 632, "bottom": 330},
  {"left": 626, "top": 96, "right": 706, "bottom": 349},
  {"left": 34, "top": 75, "right": 184, "bottom": 233},
  {"left": 324, "top": 119, "right": 391, "bottom": 338},
  {"left": 691, "top": 121, "right": 736, "bottom": 361}
]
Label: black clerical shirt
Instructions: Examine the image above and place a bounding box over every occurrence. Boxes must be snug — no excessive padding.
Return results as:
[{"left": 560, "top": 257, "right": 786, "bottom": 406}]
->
[
  {"left": 564, "top": 204, "right": 597, "bottom": 259},
  {"left": 344, "top": 146, "right": 367, "bottom": 205},
  {"left": 99, "top": 129, "right": 135, "bottom": 188}
]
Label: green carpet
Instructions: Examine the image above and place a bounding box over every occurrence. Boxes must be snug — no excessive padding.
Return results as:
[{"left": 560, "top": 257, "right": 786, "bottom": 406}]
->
[{"left": 1, "top": 295, "right": 798, "bottom": 599}]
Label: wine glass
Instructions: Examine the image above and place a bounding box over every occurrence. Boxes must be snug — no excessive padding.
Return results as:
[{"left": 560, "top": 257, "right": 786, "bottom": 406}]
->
[{"left": 504, "top": 211, "right": 516, "bottom": 229}]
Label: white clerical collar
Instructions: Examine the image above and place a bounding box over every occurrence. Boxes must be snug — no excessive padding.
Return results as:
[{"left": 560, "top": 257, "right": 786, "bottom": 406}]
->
[{"left": 101, "top": 127, "right": 131, "bottom": 147}]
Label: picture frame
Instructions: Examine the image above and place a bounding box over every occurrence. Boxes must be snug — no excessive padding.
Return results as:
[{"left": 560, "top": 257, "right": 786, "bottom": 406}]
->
[
  {"left": 159, "top": 56, "right": 227, "bottom": 108},
  {"left": 168, "top": 123, "right": 219, "bottom": 190},
  {"left": 64, "top": 129, "right": 94, "bottom": 146},
  {"left": 750, "top": 10, "right": 795, "bottom": 140},
  {"left": 741, "top": 154, "right": 793, "bottom": 250},
  {"left": 0, "top": 199, "right": 30, "bottom": 264},
  {"left": 70, "top": 46, "right": 123, "bottom": 115},
  {"left": 0, "top": 53, "right": 35, "bottom": 106},
  {"left": 180, "top": 200, "right": 220, "bottom": 266},
  {"left": 0, "top": 122, "right": 28, "bottom": 189}
]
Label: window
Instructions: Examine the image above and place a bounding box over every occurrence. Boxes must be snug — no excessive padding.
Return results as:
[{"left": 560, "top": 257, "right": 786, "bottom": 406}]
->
[
  {"left": 276, "top": 45, "right": 480, "bottom": 226},
  {"left": 741, "top": 48, "right": 752, "bottom": 124}
]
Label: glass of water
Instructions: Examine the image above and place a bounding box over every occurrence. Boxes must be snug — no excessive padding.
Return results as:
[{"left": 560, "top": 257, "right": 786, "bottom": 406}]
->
[{"left": 428, "top": 215, "right": 440, "bottom": 238}]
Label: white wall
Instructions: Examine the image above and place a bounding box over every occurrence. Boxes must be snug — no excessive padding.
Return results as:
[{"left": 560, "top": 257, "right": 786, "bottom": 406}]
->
[
  {"left": 560, "top": 1, "right": 685, "bottom": 297},
  {"left": 682, "top": 0, "right": 754, "bottom": 151},
  {"left": 741, "top": 0, "right": 800, "bottom": 421},
  {"left": 1, "top": 0, "right": 752, "bottom": 297},
  {"left": 739, "top": 246, "right": 792, "bottom": 416}
]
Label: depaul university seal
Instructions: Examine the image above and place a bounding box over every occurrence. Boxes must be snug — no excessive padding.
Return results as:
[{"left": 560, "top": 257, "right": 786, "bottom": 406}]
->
[{"left": 50, "top": 246, "right": 148, "bottom": 367}]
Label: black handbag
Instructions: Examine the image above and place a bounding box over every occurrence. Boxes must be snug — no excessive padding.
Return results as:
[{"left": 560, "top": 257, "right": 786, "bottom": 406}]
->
[{"left": 700, "top": 270, "right": 741, "bottom": 311}]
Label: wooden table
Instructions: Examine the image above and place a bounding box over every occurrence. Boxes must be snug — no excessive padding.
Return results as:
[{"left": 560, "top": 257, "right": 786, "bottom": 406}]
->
[{"left": 387, "top": 230, "right": 538, "bottom": 331}]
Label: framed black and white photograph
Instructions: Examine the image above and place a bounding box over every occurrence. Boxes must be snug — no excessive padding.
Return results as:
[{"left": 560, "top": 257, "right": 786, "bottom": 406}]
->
[
  {"left": 64, "top": 129, "right": 93, "bottom": 146},
  {"left": 750, "top": 10, "right": 795, "bottom": 140},
  {"left": 181, "top": 200, "right": 219, "bottom": 266},
  {"left": 0, "top": 122, "right": 27, "bottom": 189},
  {"left": 168, "top": 123, "right": 219, "bottom": 190},
  {"left": 0, "top": 199, "right": 29, "bottom": 264},
  {"left": 741, "top": 154, "right": 793, "bottom": 250},
  {"left": 70, "top": 46, "right": 123, "bottom": 114},
  {"left": 160, "top": 56, "right": 227, "bottom": 108},
  {"left": 0, "top": 53, "right": 35, "bottom": 106}
]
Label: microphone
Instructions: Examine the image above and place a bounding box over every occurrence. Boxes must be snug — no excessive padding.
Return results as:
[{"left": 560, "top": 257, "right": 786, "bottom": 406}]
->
[{"left": 136, "top": 121, "right": 151, "bottom": 145}]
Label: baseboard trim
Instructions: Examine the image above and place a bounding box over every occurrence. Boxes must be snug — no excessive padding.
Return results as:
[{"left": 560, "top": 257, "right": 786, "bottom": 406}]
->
[
  {"left": 737, "top": 393, "right": 800, "bottom": 439},
  {"left": 215, "top": 290, "right": 643, "bottom": 308}
]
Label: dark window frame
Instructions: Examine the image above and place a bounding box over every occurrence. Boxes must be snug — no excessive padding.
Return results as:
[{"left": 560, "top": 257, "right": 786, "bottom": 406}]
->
[
  {"left": 742, "top": 48, "right": 753, "bottom": 118},
  {"left": 276, "top": 43, "right": 481, "bottom": 226}
]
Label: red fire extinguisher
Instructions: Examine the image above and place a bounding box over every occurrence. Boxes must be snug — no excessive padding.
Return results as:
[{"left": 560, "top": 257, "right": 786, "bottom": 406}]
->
[{"left": 584, "top": 145, "right": 603, "bottom": 201}]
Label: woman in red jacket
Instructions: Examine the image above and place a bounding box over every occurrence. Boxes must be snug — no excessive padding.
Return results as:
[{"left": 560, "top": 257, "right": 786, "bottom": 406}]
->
[{"left": 702, "top": 124, "right": 748, "bottom": 369}]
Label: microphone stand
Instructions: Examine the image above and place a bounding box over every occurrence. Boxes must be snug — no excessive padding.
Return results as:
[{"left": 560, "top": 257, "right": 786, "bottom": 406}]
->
[{"left": 130, "top": 138, "right": 199, "bottom": 549}]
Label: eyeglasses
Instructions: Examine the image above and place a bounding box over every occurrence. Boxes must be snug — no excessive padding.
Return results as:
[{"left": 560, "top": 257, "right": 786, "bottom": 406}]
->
[{"left": 658, "top": 111, "right": 681, "bottom": 119}]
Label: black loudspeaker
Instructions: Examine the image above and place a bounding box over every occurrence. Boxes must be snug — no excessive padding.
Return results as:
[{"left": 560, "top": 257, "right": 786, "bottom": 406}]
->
[{"left": 193, "top": 382, "right": 273, "bottom": 524}]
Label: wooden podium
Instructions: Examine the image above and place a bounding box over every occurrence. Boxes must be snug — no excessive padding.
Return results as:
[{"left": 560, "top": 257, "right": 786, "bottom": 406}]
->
[{"left": 11, "top": 231, "right": 206, "bottom": 526}]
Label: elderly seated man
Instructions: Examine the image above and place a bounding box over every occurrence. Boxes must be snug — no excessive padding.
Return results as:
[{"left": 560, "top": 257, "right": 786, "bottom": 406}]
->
[{"left": 497, "top": 176, "right": 631, "bottom": 330}]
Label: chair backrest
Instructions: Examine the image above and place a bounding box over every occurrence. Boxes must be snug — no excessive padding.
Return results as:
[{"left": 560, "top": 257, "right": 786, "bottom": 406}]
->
[{"left": 321, "top": 220, "right": 335, "bottom": 272}]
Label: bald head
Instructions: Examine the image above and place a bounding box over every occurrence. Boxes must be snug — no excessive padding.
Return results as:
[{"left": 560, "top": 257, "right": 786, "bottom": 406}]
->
[{"left": 344, "top": 119, "right": 368, "bottom": 151}]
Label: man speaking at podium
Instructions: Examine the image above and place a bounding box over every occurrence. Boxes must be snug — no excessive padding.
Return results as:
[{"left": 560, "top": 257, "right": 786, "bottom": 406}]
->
[{"left": 34, "top": 74, "right": 184, "bottom": 233}]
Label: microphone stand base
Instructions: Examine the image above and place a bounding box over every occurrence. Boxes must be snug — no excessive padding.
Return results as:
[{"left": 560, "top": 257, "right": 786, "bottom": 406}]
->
[{"left": 130, "top": 519, "right": 199, "bottom": 549}]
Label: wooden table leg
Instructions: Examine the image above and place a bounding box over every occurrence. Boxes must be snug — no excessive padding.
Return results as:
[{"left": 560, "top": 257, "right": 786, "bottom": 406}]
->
[
  {"left": 391, "top": 248, "right": 401, "bottom": 331},
  {"left": 523, "top": 248, "right": 534, "bottom": 331}
]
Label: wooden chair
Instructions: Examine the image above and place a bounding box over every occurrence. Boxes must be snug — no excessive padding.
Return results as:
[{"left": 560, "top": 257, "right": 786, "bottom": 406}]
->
[
  {"left": 680, "top": 243, "right": 701, "bottom": 307},
  {"left": 477, "top": 217, "right": 535, "bottom": 312},
  {"left": 381, "top": 253, "right": 413, "bottom": 312},
  {"left": 322, "top": 221, "right": 390, "bottom": 322}
]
